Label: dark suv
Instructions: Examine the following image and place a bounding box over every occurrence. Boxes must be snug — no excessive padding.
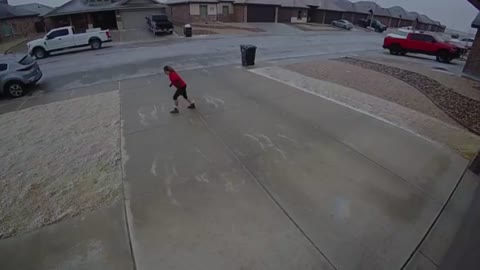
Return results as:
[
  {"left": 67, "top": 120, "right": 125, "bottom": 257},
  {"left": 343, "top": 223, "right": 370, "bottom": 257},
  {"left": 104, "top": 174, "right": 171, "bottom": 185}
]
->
[
  {"left": 146, "top": 15, "right": 174, "bottom": 34},
  {"left": 358, "top": 18, "right": 387, "bottom": 33}
]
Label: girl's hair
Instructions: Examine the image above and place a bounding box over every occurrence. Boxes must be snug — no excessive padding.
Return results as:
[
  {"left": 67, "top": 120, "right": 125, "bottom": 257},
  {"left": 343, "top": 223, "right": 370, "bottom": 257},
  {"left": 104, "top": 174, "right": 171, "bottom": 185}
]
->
[{"left": 163, "top": 66, "right": 175, "bottom": 73}]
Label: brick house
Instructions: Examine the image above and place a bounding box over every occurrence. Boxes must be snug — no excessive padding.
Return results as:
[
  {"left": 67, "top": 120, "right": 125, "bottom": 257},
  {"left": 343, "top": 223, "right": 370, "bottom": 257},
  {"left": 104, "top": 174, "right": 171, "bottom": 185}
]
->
[
  {"left": 0, "top": 0, "right": 48, "bottom": 40},
  {"left": 168, "top": 0, "right": 235, "bottom": 23},
  {"left": 44, "top": 0, "right": 168, "bottom": 31},
  {"left": 164, "top": 0, "right": 445, "bottom": 29},
  {"left": 352, "top": 1, "right": 390, "bottom": 26}
]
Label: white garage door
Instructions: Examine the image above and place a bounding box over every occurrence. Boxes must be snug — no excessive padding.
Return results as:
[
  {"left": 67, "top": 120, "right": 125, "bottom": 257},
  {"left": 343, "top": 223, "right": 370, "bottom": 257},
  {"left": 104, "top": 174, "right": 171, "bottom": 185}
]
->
[{"left": 120, "top": 9, "right": 166, "bottom": 29}]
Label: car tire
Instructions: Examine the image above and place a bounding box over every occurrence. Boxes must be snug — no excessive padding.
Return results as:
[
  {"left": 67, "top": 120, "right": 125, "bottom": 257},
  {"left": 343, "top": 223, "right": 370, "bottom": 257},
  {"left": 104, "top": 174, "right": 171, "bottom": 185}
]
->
[
  {"left": 437, "top": 51, "right": 452, "bottom": 63},
  {"left": 33, "top": 47, "right": 47, "bottom": 59},
  {"left": 4, "top": 81, "right": 25, "bottom": 98},
  {"left": 389, "top": 44, "right": 402, "bottom": 55},
  {"left": 90, "top": 39, "right": 102, "bottom": 50}
]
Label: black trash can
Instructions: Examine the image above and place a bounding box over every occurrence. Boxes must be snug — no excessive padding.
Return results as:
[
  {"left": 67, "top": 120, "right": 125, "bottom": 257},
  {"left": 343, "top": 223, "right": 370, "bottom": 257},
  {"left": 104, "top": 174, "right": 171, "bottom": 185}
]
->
[
  {"left": 184, "top": 24, "right": 192, "bottom": 37},
  {"left": 240, "top": 45, "right": 257, "bottom": 66}
]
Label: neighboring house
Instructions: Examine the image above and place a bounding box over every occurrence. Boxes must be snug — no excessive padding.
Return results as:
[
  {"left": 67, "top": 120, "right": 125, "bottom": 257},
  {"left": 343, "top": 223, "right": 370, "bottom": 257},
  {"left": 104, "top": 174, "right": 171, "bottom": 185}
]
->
[
  {"left": 315, "top": 0, "right": 350, "bottom": 24},
  {"left": 167, "top": 0, "right": 236, "bottom": 23},
  {"left": 15, "top": 3, "right": 53, "bottom": 17},
  {"left": 15, "top": 3, "right": 53, "bottom": 33},
  {"left": 40, "top": 0, "right": 445, "bottom": 32},
  {"left": 277, "top": 0, "right": 310, "bottom": 24},
  {"left": 0, "top": 1, "right": 44, "bottom": 40},
  {"left": 43, "top": 0, "right": 168, "bottom": 31},
  {"left": 387, "top": 6, "right": 414, "bottom": 28},
  {"left": 352, "top": 1, "right": 390, "bottom": 26}
]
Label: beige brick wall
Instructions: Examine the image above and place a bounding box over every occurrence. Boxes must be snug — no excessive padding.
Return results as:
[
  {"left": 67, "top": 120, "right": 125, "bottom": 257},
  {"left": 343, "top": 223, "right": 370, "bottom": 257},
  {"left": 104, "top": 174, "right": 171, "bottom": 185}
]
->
[
  {"left": 0, "top": 16, "right": 37, "bottom": 39},
  {"left": 233, "top": 5, "right": 245, "bottom": 22}
]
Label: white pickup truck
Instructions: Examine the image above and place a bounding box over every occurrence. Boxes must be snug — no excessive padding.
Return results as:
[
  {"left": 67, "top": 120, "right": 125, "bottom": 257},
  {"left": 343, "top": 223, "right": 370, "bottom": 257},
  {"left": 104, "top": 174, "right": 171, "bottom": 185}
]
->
[{"left": 27, "top": 26, "right": 112, "bottom": 59}]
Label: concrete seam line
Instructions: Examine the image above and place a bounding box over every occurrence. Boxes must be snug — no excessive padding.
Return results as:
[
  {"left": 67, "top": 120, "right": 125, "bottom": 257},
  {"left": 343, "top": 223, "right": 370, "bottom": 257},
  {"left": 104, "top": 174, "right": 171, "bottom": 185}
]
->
[
  {"left": 119, "top": 86, "right": 138, "bottom": 270},
  {"left": 399, "top": 166, "right": 469, "bottom": 270},
  {"left": 195, "top": 112, "right": 339, "bottom": 270},
  {"left": 248, "top": 67, "right": 440, "bottom": 202},
  {"left": 248, "top": 67, "right": 442, "bottom": 147},
  {"left": 418, "top": 250, "right": 439, "bottom": 267}
]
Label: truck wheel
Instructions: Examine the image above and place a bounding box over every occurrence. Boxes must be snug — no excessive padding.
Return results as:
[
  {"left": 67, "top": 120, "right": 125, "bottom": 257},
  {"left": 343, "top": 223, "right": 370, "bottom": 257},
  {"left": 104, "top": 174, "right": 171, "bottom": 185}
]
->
[
  {"left": 4, "top": 81, "right": 25, "bottom": 98},
  {"left": 389, "top": 44, "right": 402, "bottom": 55},
  {"left": 436, "top": 51, "right": 452, "bottom": 63},
  {"left": 90, "top": 39, "right": 102, "bottom": 50},
  {"left": 33, "top": 47, "right": 47, "bottom": 59}
]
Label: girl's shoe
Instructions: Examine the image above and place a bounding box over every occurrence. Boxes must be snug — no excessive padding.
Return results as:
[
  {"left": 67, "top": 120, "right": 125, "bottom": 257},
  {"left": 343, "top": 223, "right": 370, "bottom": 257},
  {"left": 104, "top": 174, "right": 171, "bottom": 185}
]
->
[
  {"left": 170, "top": 108, "right": 179, "bottom": 114},
  {"left": 188, "top": 103, "right": 196, "bottom": 109}
]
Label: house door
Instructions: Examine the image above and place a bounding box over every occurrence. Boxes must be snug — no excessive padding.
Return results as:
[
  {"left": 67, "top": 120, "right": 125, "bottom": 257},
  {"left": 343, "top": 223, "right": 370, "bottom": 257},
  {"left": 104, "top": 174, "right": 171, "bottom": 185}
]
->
[{"left": 200, "top": 5, "right": 208, "bottom": 17}]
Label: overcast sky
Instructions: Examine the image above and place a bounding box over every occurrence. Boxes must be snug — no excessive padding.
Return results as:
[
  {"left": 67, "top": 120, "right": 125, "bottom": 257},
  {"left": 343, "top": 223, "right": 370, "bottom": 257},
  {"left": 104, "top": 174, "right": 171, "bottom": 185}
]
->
[{"left": 9, "top": 0, "right": 479, "bottom": 32}]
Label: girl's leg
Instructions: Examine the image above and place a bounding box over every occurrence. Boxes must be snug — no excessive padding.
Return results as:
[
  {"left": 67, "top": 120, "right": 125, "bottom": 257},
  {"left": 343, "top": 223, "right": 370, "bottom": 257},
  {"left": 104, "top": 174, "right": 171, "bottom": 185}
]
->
[
  {"left": 171, "top": 91, "right": 180, "bottom": 114},
  {"left": 182, "top": 88, "right": 195, "bottom": 109}
]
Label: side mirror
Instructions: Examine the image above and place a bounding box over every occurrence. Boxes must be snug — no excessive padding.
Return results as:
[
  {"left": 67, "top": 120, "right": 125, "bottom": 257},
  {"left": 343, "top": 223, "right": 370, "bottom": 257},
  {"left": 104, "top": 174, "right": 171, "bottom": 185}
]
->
[
  {"left": 45, "top": 35, "right": 51, "bottom": 40},
  {"left": 431, "top": 40, "right": 436, "bottom": 43}
]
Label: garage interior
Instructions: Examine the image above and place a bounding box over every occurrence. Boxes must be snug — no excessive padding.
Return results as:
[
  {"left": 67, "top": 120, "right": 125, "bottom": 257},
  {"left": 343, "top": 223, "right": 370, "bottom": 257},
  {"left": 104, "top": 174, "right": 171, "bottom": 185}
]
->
[{"left": 246, "top": 4, "right": 276, "bottom": 22}]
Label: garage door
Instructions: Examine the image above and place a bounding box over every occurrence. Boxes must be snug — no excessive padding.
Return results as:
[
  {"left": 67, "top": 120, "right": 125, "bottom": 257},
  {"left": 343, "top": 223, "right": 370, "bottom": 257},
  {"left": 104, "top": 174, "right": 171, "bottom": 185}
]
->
[
  {"left": 324, "top": 11, "right": 342, "bottom": 24},
  {"left": 120, "top": 9, "right": 166, "bottom": 29},
  {"left": 310, "top": 10, "right": 324, "bottom": 23},
  {"left": 247, "top": 5, "right": 276, "bottom": 22}
]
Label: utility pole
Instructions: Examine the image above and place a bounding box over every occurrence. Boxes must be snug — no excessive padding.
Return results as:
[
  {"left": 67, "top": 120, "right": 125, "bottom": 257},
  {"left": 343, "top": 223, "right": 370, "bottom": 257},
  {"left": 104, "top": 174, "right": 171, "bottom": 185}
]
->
[{"left": 369, "top": 2, "right": 377, "bottom": 28}]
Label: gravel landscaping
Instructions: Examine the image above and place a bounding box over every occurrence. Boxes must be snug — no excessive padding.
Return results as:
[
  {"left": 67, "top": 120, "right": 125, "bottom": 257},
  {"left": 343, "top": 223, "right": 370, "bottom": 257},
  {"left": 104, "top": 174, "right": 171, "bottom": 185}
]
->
[
  {"left": 337, "top": 57, "right": 480, "bottom": 135},
  {"left": 356, "top": 55, "right": 480, "bottom": 102},
  {"left": 0, "top": 91, "right": 122, "bottom": 239},
  {"left": 285, "top": 60, "right": 461, "bottom": 128}
]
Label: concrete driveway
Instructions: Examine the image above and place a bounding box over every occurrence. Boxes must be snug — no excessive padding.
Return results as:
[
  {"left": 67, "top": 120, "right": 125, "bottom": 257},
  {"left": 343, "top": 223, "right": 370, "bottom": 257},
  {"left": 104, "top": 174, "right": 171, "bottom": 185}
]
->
[
  {"left": 242, "top": 23, "right": 304, "bottom": 35},
  {"left": 0, "top": 31, "right": 471, "bottom": 270},
  {"left": 120, "top": 65, "right": 467, "bottom": 270}
]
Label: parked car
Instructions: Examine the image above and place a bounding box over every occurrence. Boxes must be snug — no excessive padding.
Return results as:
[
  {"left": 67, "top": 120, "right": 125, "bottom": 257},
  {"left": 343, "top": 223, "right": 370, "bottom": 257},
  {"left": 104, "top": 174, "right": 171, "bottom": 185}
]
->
[
  {"left": 146, "top": 15, "right": 174, "bottom": 34},
  {"left": 448, "top": 37, "right": 473, "bottom": 55},
  {"left": 0, "top": 54, "right": 42, "bottom": 98},
  {"left": 331, "top": 19, "right": 353, "bottom": 30},
  {"left": 358, "top": 18, "right": 387, "bottom": 33},
  {"left": 383, "top": 32, "right": 461, "bottom": 63},
  {"left": 27, "top": 26, "right": 112, "bottom": 59}
]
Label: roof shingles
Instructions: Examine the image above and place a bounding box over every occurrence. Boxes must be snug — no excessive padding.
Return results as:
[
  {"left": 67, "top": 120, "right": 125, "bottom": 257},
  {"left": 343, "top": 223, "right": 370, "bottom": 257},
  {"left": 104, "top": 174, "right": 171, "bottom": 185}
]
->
[{"left": 0, "top": 3, "right": 39, "bottom": 19}]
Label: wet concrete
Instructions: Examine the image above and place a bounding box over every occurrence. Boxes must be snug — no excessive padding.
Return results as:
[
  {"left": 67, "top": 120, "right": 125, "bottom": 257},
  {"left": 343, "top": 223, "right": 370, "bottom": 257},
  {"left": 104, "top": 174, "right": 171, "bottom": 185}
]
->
[{"left": 121, "top": 66, "right": 467, "bottom": 270}]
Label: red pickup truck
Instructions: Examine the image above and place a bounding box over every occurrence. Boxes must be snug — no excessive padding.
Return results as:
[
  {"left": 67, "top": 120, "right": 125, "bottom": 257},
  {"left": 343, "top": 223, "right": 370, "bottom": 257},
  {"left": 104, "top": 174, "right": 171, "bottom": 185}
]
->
[{"left": 383, "top": 32, "right": 460, "bottom": 63}]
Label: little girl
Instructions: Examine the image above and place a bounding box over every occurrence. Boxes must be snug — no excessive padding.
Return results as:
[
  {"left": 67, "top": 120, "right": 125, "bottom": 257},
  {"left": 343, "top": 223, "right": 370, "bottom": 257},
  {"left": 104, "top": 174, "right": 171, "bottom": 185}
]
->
[{"left": 164, "top": 66, "right": 195, "bottom": 114}]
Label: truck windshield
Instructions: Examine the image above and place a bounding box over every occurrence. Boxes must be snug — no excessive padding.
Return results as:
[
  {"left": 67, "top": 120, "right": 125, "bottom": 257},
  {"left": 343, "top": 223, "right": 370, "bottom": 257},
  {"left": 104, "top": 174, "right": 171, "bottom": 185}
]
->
[
  {"left": 434, "top": 35, "right": 445, "bottom": 42},
  {"left": 152, "top": 15, "right": 166, "bottom": 21}
]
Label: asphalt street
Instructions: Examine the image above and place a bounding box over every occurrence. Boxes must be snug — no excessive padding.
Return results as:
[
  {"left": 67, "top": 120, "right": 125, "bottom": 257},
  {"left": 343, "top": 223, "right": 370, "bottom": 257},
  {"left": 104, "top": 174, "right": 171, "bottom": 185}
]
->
[{"left": 36, "top": 31, "right": 384, "bottom": 91}]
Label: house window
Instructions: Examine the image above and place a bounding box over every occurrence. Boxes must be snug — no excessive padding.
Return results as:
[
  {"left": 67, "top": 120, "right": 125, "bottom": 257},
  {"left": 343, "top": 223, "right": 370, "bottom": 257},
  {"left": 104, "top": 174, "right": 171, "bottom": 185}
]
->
[
  {"left": 222, "top": 5, "right": 229, "bottom": 15},
  {"left": 200, "top": 5, "right": 208, "bottom": 17},
  {"left": 297, "top": 10, "right": 302, "bottom": 20}
]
